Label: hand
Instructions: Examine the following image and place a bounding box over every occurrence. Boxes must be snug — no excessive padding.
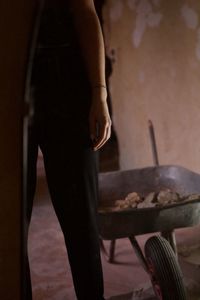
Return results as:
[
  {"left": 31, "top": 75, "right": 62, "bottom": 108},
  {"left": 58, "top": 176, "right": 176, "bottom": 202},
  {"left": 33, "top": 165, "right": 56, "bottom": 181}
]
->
[{"left": 89, "top": 94, "right": 112, "bottom": 151}]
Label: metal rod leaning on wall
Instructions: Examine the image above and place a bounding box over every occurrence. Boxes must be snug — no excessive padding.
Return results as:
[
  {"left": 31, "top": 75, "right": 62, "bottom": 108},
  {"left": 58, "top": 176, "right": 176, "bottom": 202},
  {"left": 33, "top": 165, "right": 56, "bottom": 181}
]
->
[
  {"left": 148, "top": 119, "right": 177, "bottom": 256},
  {"left": 148, "top": 120, "right": 159, "bottom": 166}
]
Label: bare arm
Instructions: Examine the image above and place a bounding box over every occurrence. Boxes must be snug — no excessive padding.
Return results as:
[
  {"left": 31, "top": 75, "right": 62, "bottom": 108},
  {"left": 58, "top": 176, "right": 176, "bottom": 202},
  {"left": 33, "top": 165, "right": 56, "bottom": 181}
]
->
[{"left": 69, "top": 0, "right": 111, "bottom": 150}]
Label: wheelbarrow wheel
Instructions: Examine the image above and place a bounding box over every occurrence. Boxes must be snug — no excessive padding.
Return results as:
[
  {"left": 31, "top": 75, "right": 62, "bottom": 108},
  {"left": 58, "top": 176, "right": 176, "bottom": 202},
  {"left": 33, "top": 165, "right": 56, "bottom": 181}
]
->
[{"left": 144, "top": 236, "right": 187, "bottom": 300}]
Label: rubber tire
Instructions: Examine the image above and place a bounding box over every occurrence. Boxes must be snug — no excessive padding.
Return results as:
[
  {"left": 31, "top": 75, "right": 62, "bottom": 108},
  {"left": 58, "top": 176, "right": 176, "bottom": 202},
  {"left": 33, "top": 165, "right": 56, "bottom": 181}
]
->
[{"left": 144, "top": 236, "right": 187, "bottom": 300}]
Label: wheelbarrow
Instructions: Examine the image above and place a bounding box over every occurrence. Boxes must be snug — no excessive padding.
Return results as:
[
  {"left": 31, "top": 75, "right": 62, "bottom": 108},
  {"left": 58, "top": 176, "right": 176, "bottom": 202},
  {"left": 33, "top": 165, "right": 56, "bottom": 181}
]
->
[{"left": 98, "top": 164, "right": 200, "bottom": 300}]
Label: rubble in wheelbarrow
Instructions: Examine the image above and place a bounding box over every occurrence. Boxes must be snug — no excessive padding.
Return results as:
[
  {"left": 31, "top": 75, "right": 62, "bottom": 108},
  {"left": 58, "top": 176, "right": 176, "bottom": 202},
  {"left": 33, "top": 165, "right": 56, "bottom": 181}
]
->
[{"left": 98, "top": 190, "right": 200, "bottom": 212}]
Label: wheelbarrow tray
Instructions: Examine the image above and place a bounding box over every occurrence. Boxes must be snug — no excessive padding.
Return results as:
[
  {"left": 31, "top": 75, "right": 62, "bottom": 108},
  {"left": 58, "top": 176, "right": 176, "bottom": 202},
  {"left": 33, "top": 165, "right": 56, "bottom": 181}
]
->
[{"left": 98, "top": 165, "right": 200, "bottom": 240}]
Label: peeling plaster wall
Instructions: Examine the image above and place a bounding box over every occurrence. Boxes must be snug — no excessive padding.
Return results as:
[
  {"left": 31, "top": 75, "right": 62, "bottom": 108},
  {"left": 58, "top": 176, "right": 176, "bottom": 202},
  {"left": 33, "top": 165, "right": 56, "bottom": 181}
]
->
[{"left": 103, "top": 0, "right": 200, "bottom": 172}]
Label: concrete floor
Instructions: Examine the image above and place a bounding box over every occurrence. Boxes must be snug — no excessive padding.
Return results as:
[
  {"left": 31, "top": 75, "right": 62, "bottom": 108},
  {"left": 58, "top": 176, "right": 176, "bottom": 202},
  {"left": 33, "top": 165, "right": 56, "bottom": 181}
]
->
[{"left": 28, "top": 154, "right": 200, "bottom": 300}]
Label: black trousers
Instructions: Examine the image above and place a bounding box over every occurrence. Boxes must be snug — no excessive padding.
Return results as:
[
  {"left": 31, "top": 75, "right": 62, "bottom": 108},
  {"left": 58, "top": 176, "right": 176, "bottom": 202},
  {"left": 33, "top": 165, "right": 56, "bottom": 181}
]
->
[{"left": 25, "top": 50, "right": 105, "bottom": 300}]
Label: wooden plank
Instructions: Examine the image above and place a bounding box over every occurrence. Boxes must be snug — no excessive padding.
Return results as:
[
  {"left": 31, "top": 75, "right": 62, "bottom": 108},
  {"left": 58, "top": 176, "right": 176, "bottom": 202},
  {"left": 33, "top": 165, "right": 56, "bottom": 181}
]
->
[{"left": 0, "top": 1, "right": 36, "bottom": 299}]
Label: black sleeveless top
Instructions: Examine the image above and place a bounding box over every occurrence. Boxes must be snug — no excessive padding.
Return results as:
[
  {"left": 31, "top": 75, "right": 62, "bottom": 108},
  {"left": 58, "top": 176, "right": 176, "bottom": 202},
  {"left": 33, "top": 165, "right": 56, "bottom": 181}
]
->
[
  {"left": 31, "top": 0, "right": 91, "bottom": 119},
  {"left": 37, "top": 0, "right": 78, "bottom": 47}
]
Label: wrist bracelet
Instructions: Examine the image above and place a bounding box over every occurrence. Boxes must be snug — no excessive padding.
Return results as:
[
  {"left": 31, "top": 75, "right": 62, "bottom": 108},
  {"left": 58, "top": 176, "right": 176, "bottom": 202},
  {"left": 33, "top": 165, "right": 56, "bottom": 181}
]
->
[{"left": 93, "top": 84, "right": 107, "bottom": 89}]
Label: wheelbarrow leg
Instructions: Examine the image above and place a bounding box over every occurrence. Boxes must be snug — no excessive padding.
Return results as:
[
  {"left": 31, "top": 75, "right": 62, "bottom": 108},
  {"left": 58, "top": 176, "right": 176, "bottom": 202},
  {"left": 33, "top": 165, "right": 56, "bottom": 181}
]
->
[
  {"left": 108, "top": 239, "right": 116, "bottom": 263},
  {"left": 99, "top": 238, "right": 116, "bottom": 263},
  {"left": 161, "top": 230, "right": 177, "bottom": 257},
  {"left": 129, "top": 236, "right": 149, "bottom": 272}
]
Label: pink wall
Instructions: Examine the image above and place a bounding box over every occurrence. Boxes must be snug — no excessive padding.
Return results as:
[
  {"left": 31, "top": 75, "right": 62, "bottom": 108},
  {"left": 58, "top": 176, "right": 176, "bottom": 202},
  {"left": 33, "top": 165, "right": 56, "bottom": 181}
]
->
[{"left": 104, "top": 0, "right": 200, "bottom": 172}]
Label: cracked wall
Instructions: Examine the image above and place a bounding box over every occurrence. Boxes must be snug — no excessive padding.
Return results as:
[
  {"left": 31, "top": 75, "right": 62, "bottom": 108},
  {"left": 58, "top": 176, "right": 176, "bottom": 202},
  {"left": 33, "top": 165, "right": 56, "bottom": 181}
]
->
[{"left": 103, "top": 0, "right": 200, "bottom": 172}]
